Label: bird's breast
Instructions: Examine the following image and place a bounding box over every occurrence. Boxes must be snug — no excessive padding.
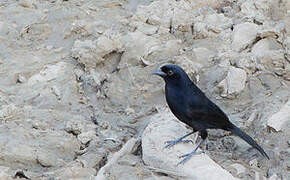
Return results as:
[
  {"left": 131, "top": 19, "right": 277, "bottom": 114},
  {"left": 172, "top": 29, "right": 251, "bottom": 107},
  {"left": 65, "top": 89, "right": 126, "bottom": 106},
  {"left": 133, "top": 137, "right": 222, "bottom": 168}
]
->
[{"left": 165, "top": 85, "right": 189, "bottom": 123}]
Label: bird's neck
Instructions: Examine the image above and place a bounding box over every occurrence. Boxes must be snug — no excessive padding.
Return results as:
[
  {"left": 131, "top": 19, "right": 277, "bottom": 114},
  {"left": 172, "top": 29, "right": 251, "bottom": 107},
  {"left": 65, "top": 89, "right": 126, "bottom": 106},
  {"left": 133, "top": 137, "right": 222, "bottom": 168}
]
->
[
  {"left": 165, "top": 76, "right": 192, "bottom": 89},
  {"left": 165, "top": 77, "right": 202, "bottom": 96}
]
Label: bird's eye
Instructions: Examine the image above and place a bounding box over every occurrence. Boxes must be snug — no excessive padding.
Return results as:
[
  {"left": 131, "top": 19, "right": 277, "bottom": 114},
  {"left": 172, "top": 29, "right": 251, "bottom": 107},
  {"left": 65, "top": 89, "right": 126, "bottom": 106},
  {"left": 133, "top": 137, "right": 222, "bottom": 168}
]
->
[{"left": 168, "top": 70, "right": 174, "bottom": 76}]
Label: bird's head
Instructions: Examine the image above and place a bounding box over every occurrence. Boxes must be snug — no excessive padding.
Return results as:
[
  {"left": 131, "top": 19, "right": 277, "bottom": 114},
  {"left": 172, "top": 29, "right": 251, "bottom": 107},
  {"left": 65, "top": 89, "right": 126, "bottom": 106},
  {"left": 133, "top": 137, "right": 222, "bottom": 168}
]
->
[{"left": 152, "top": 64, "right": 191, "bottom": 85}]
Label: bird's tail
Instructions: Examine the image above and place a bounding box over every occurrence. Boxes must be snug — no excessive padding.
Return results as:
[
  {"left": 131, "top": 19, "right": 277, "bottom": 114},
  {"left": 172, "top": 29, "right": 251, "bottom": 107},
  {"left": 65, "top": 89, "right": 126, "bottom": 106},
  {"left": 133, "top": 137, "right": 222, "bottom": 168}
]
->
[{"left": 228, "top": 125, "right": 269, "bottom": 159}]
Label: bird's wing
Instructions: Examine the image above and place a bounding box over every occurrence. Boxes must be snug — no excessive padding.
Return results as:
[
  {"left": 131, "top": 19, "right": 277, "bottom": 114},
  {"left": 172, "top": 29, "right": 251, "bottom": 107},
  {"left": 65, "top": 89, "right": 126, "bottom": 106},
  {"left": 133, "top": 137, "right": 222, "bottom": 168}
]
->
[{"left": 186, "top": 96, "right": 231, "bottom": 129}]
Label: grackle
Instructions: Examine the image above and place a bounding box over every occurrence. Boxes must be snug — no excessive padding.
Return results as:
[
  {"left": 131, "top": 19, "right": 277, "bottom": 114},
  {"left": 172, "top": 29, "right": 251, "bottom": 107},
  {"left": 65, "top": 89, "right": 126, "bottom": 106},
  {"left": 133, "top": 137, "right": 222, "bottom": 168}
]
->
[{"left": 152, "top": 64, "right": 269, "bottom": 165}]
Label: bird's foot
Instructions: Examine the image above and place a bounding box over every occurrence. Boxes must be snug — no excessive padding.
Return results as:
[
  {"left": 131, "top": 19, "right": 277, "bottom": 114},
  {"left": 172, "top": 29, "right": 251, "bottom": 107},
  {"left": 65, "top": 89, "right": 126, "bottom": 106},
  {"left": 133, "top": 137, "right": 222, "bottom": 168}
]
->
[
  {"left": 164, "top": 139, "right": 193, "bottom": 149},
  {"left": 177, "top": 151, "right": 198, "bottom": 165}
]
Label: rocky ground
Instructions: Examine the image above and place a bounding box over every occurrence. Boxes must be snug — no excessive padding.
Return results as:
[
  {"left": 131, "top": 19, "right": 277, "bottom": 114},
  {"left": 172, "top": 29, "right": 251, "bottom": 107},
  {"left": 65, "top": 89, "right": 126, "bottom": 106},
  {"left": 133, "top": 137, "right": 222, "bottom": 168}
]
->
[{"left": 0, "top": 0, "right": 289, "bottom": 179}]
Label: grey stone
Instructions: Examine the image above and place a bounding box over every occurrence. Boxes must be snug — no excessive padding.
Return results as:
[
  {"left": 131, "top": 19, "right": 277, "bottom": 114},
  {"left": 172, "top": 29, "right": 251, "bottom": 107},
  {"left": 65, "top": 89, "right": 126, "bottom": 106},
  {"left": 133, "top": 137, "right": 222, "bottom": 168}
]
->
[
  {"left": 217, "top": 66, "right": 247, "bottom": 98},
  {"left": 232, "top": 22, "right": 259, "bottom": 52},
  {"left": 267, "top": 100, "right": 290, "bottom": 132},
  {"left": 142, "top": 111, "right": 236, "bottom": 180}
]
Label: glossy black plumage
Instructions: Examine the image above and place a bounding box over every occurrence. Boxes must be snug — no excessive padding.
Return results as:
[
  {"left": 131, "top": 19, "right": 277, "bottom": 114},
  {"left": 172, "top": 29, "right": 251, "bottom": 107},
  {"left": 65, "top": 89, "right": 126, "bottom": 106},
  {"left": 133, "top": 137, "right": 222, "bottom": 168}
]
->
[{"left": 153, "top": 64, "right": 269, "bottom": 163}]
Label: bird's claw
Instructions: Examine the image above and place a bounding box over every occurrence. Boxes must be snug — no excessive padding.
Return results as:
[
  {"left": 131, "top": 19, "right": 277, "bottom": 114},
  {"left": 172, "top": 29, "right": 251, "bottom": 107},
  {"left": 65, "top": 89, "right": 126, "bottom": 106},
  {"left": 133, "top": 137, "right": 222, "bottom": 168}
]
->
[
  {"left": 179, "top": 153, "right": 191, "bottom": 159},
  {"left": 177, "top": 151, "right": 198, "bottom": 165},
  {"left": 180, "top": 139, "right": 194, "bottom": 144},
  {"left": 164, "top": 140, "right": 178, "bottom": 149},
  {"left": 177, "top": 152, "right": 195, "bottom": 165},
  {"left": 164, "top": 139, "right": 193, "bottom": 149},
  {"left": 177, "top": 150, "right": 204, "bottom": 165}
]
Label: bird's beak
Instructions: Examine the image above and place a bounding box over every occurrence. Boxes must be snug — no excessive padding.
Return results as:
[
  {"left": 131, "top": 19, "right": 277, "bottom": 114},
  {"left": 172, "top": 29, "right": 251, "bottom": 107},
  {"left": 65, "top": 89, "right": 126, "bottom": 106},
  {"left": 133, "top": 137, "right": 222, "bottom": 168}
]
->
[{"left": 152, "top": 67, "right": 166, "bottom": 77}]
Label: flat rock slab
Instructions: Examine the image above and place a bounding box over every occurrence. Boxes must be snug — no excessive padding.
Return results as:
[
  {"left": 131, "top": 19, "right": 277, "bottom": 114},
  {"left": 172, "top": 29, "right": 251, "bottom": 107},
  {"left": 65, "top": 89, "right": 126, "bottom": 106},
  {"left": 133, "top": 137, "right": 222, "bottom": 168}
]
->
[
  {"left": 267, "top": 100, "right": 290, "bottom": 132},
  {"left": 142, "top": 110, "right": 236, "bottom": 180}
]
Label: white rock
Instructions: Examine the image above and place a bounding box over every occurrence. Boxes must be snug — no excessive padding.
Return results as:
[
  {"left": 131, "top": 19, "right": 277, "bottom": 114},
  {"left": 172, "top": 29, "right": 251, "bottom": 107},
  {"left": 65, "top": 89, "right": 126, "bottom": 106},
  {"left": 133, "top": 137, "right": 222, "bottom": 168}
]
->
[
  {"left": 78, "top": 131, "right": 96, "bottom": 144},
  {"left": 252, "top": 38, "right": 274, "bottom": 57},
  {"left": 37, "top": 150, "right": 58, "bottom": 167},
  {"left": 174, "top": 55, "right": 202, "bottom": 80},
  {"left": 96, "top": 36, "right": 117, "bottom": 57},
  {"left": 258, "top": 22, "right": 285, "bottom": 39},
  {"left": 239, "top": 0, "right": 265, "bottom": 23},
  {"left": 267, "top": 100, "right": 290, "bottom": 132},
  {"left": 251, "top": 37, "right": 284, "bottom": 66},
  {"left": 162, "top": 39, "right": 183, "bottom": 57},
  {"left": 204, "top": 13, "right": 233, "bottom": 34},
  {"left": 0, "top": 166, "right": 12, "bottom": 180},
  {"left": 19, "top": 0, "right": 35, "bottom": 8},
  {"left": 192, "top": 11, "right": 233, "bottom": 38},
  {"left": 232, "top": 22, "right": 259, "bottom": 52},
  {"left": 234, "top": 53, "right": 258, "bottom": 72},
  {"left": 71, "top": 35, "right": 122, "bottom": 68},
  {"left": 71, "top": 40, "right": 97, "bottom": 68},
  {"left": 52, "top": 162, "right": 96, "bottom": 180},
  {"left": 217, "top": 67, "right": 247, "bottom": 97},
  {"left": 120, "top": 31, "right": 162, "bottom": 66},
  {"left": 0, "top": 104, "right": 20, "bottom": 121},
  {"left": 16, "top": 74, "right": 27, "bottom": 83},
  {"left": 135, "top": 0, "right": 225, "bottom": 30},
  {"left": 268, "top": 173, "right": 280, "bottom": 180},
  {"left": 73, "top": 40, "right": 96, "bottom": 50},
  {"left": 142, "top": 111, "right": 236, "bottom": 180},
  {"left": 51, "top": 85, "right": 61, "bottom": 100},
  {"left": 226, "top": 67, "right": 247, "bottom": 94},
  {"left": 208, "top": 14, "right": 233, "bottom": 32},
  {"left": 135, "top": 0, "right": 193, "bottom": 29},
  {"left": 64, "top": 116, "right": 88, "bottom": 135},
  {"left": 27, "top": 62, "right": 68, "bottom": 85},
  {"left": 228, "top": 163, "right": 246, "bottom": 175},
  {"left": 193, "top": 47, "right": 215, "bottom": 62},
  {"left": 252, "top": 38, "right": 282, "bottom": 57},
  {"left": 0, "top": 125, "right": 80, "bottom": 170},
  {"left": 130, "top": 22, "right": 158, "bottom": 35},
  {"left": 249, "top": 159, "right": 258, "bottom": 167}
]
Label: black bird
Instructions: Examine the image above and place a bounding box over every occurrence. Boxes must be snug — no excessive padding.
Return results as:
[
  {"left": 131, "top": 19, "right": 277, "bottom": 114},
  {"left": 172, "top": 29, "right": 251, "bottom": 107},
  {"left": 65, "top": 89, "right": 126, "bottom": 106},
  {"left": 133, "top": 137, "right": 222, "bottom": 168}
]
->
[{"left": 152, "top": 64, "right": 269, "bottom": 165}]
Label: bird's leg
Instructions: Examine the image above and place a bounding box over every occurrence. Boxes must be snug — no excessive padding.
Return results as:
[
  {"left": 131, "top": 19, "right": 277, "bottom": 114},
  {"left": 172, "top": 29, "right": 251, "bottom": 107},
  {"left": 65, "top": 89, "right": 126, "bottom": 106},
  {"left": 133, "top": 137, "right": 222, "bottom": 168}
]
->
[
  {"left": 164, "top": 131, "right": 195, "bottom": 149},
  {"left": 177, "top": 130, "right": 208, "bottom": 165}
]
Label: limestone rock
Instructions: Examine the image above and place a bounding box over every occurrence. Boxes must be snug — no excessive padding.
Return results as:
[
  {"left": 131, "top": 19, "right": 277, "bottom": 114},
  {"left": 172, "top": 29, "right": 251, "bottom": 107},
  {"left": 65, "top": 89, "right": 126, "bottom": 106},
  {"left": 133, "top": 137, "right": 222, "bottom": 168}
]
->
[
  {"left": 251, "top": 38, "right": 285, "bottom": 67},
  {"left": 228, "top": 163, "right": 246, "bottom": 176},
  {"left": 193, "top": 12, "right": 233, "bottom": 38},
  {"left": 78, "top": 131, "right": 96, "bottom": 144},
  {"left": 217, "top": 66, "right": 247, "bottom": 98},
  {"left": 0, "top": 21, "right": 19, "bottom": 39},
  {"left": 36, "top": 150, "right": 58, "bottom": 167},
  {"left": 258, "top": 21, "right": 286, "bottom": 39},
  {"left": 65, "top": 115, "right": 96, "bottom": 136},
  {"left": 0, "top": 166, "right": 13, "bottom": 180},
  {"left": 129, "top": 21, "right": 158, "bottom": 35},
  {"left": 142, "top": 111, "right": 236, "bottom": 180},
  {"left": 71, "top": 35, "right": 122, "bottom": 68},
  {"left": 232, "top": 22, "right": 259, "bottom": 52},
  {"left": 119, "top": 31, "right": 182, "bottom": 66},
  {"left": 0, "top": 124, "right": 80, "bottom": 170},
  {"left": 19, "top": 0, "right": 35, "bottom": 9},
  {"left": 0, "top": 104, "right": 20, "bottom": 122},
  {"left": 71, "top": 40, "right": 97, "bottom": 68},
  {"left": 27, "top": 62, "right": 69, "bottom": 85},
  {"left": 193, "top": 47, "right": 215, "bottom": 62},
  {"left": 77, "top": 146, "right": 107, "bottom": 169},
  {"left": 119, "top": 31, "right": 162, "bottom": 66},
  {"left": 135, "top": 0, "right": 194, "bottom": 30},
  {"left": 174, "top": 55, "right": 202, "bottom": 82},
  {"left": 239, "top": 0, "right": 266, "bottom": 23},
  {"left": 267, "top": 100, "right": 290, "bottom": 132},
  {"left": 135, "top": 0, "right": 226, "bottom": 34},
  {"left": 252, "top": 38, "right": 282, "bottom": 57},
  {"left": 50, "top": 162, "right": 96, "bottom": 180}
]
